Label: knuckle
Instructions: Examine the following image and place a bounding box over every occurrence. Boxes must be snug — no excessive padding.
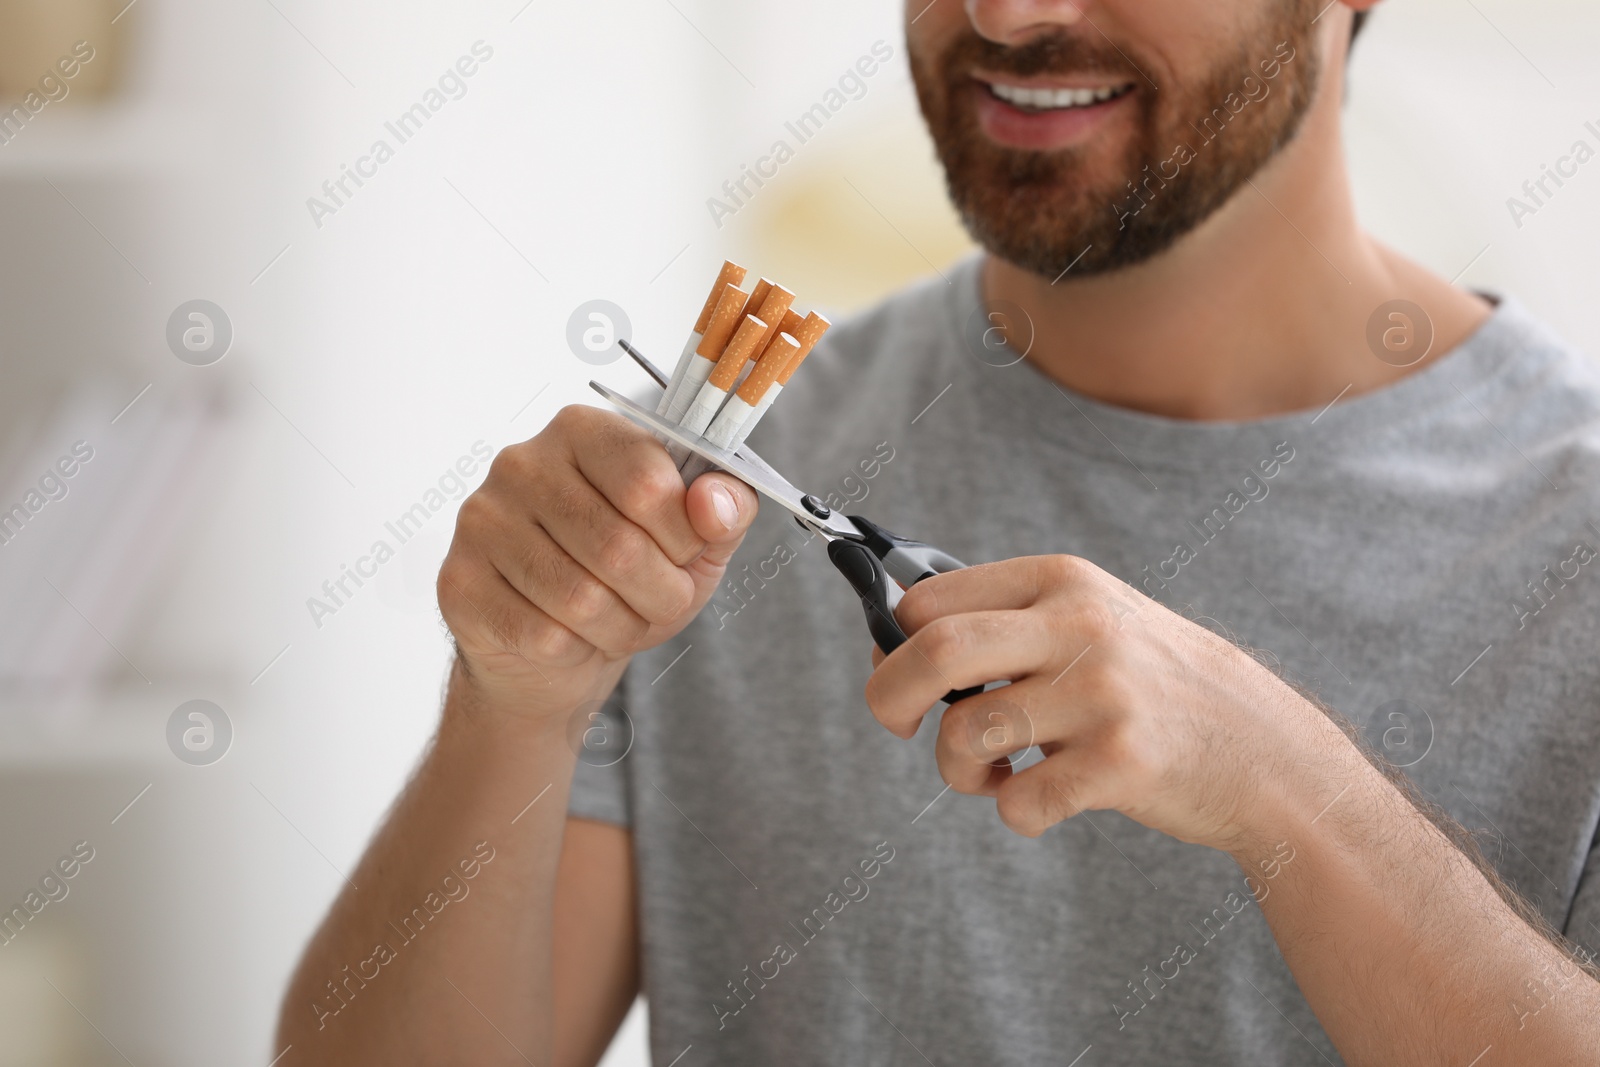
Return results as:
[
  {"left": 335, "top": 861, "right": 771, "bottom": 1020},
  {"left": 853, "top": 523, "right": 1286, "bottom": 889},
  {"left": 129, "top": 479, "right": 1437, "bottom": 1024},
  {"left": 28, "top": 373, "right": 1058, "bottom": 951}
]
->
[
  {"left": 896, "top": 581, "right": 941, "bottom": 632},
  {"left": 597, "top": 524, "right": 649, "bottom": 577},
  {"left": 1075, "top": 657, "right": 1130, "bottom": 709},
  {"left": 455, "top": 490, "right": 496, "bottom": 537},
  {"left": 525, "top": 614, "right": 584, "bottom": 663},
  {"left": 547, "top": 403, "right": 591, "bottom": 437},
  {"left": 917, "top": 617, "right": 969, "bottom": 672},
  {"left": 615, "top": 457, "right": 682, "bottom": 520},
  {"left": 1094, "top": 720, "right": 1148, "bottom": 776},
  {"left": 994, "top": 779, "right": 1041, "bottom": 835},
  {"left": 562, "top": 572, "right": 612, "bottom": 624},
  {"left": 1071, "top": 599, "right": 1120, "bottom": 644},
  {"left": 488, "top": 441, "right": 539, "bottom": 487},
  {"left": 1041, "top": 553, "right": 1092, "bottom": 587}
]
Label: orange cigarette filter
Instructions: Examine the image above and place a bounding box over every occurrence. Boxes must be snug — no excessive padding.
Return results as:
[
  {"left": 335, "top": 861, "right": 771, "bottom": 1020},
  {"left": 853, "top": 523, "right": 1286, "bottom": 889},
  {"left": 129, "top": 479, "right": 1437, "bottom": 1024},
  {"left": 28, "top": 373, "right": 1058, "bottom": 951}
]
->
[
  {"left": 737, "top": 332, "right": 798, "bottom": 404},
  {"left": 752, "top": 285, "right": 796, "bottom": 354},
  {"left": 696, "top": 283, "right": 748, "bottom": 359},
  {"left": 694, "top": 261, "right": 748, "bottom": 334},
  {"left": 738, "top": 278, "right": 774, "bottom": 324},
  {"left": 767, "top": 309, "right": 806, "bottom": 355},
  {"left": 777, "top": 312, "right": 831, "bottom": 385},
  {"left": 708, "top": 316, "right": 768, "bottom": 391}
]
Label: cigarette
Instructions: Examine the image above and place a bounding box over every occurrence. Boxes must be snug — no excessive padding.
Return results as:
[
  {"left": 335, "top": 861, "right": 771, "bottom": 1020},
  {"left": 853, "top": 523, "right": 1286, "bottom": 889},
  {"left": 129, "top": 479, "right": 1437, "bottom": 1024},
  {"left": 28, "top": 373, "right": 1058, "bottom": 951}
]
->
[
  {"left": 661, "top": 282, "right": 747, "bottom": 425},
  {"left": 770, "top": 309, "right": 806, "bottom": 351},
  {"left": 657, "top": 261, "right": 747, "bottom": 416},
  {"left": 669, "top": 315, "right": 768, "bottom": 466},
  {"left": 750, "top": 285, "right": 796, "bottom": 354},
  {"left": 708, "top": 331, "right": 799, "bottom": 444},
  {"left": 743, "top": 310, "right": 829, "bottom": 426},
  {"left": 738, "top": 278, "right": 775, "bottom": 325},
  {"left": 678, "top": 314, "right": 825, "bottom": 481}
]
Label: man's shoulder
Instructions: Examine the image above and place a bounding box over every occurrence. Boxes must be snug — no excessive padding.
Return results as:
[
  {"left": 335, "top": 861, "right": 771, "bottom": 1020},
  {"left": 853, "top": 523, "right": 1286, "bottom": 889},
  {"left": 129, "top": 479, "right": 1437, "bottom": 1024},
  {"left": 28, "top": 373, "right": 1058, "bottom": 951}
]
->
[{"left": 1472, "top": 297, "right": 1600, "bottom": 447}]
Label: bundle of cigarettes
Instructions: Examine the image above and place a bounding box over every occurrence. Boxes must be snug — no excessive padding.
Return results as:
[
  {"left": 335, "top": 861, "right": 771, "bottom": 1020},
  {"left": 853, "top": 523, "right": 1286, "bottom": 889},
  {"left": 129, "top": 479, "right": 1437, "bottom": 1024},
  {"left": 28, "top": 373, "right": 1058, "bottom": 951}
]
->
[{"left": 656, "top": 260, "right": 830, "bottom": 483}]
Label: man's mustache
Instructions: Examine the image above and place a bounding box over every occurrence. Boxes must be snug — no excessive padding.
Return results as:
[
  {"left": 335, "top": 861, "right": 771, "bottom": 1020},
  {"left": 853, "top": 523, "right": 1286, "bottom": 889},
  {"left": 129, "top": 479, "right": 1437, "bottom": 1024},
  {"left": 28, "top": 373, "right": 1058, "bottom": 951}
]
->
[{"left": 937, "top": 30, "right": 1135, "bottom": 80}]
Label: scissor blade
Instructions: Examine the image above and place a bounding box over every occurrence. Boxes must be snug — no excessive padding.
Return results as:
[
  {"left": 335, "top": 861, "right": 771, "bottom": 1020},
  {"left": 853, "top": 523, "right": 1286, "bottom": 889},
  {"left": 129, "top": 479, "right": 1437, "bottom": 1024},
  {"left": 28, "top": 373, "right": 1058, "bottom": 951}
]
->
[
  {"left": 617, "top": 339, "right": 669, "bottom": 389},
  {"left": 589, "top": 381, "right": 862, "bottom": 541}
]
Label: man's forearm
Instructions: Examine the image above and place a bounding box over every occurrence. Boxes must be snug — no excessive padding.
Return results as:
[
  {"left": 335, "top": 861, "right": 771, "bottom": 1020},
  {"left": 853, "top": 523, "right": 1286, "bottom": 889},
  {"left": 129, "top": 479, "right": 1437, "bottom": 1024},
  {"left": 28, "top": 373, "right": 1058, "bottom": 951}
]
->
[
  {"left": 1238, "top": 746, "right": 1600, "bottom": 1066},
  {"left": 277, "top": 660, "right": 601, "bottom": 1063}
]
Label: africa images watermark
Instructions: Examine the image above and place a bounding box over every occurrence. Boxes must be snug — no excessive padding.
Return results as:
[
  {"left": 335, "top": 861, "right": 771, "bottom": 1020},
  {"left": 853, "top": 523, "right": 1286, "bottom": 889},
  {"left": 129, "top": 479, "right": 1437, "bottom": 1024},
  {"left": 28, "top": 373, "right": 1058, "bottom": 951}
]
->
[
  {"left": 0, "top": 439, "right": 95, "bottom": 548},
  {"left": 1137, "top": 441, "right": 1296, "bottom": 598},
  {"left": 1110, "top": 40, "right": 1297, "bottom": 231},
  {"left": 0, "top": 40, "right": 97, "bottom": 147},
  {"left": 706, "top": 40, "right": 895, "bottom": 229},
  {"left": 1112, "top": 840, "right": 1297, "bottom": 1030},
  {"left": 711, "top": 841, "right": 897, "bottom": 1030},
  {"left": 309, "top": 840, "right": 497, "bottom": 1030},
  {"left": 708, "top": 440, "right": 896, "bottom": 629},
  {"left": 1510, "top": 523, "right": 1598, "bottom": 631},
  {"left": 1505, "top": 117, "right": 1600, "bottom": 230},
  {"left": 0, "top": 841, "right": 96, "bottom": 949},
  {"left": 305, "top": 41, "right": 495, "bottom": 229},
  {"left": 305, "top": 440, "right": 493, "bottom": 629}
]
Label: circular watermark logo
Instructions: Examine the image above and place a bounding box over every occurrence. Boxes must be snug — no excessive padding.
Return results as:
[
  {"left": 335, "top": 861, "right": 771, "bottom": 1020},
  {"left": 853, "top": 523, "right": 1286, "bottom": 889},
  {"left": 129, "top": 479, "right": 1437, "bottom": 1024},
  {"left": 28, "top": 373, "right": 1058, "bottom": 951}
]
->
[
  {"left": 1371, "top": 698, "right": 1433, "bottom": 768},
  {"left": 166, "top": 300, "right": 233, "bottom": 366},
  {"left": 566, "top": 300, "right": 632, "bottom": 366},
  {"left": 961, "top": 695, "right": 1035, "bottom": 766},
  {"left": 566, "top": 697, "right": 635, "bottom": 768},
  {"left": 1365, "top": 299, "right": 1434, "bottom": 368},
  {"left": 963, "top": 300, "right": 1034, "bottom": 368},
  {"left": 166, "top": 699, "right": 233, "bottom": 766}
]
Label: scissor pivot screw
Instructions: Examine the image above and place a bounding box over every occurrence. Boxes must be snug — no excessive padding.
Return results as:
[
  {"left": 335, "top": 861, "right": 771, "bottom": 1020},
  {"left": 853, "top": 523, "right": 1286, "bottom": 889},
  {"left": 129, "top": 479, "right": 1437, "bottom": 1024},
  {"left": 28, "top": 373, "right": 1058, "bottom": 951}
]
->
[{"left": 801, "top": 494, "right": 831, "bottom": 519}]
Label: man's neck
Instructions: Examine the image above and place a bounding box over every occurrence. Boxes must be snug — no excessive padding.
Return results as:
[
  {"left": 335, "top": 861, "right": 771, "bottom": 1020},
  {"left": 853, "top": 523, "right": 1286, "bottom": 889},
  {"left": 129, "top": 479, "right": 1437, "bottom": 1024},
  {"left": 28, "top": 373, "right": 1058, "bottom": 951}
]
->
[{"left": 985, "top": 93, "right": 1493, "bottom": 423}]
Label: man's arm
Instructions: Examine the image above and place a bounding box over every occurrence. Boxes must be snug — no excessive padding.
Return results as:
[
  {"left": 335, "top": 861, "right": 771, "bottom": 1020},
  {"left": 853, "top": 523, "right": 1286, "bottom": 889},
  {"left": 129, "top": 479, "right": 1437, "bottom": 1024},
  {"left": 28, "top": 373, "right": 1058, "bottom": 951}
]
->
[
  {"left": 1241, "top": 734, "right": 1600, "bottom": 1066},
  {"left": 275, "top": 406, "right": 758, "bottom": 1063},
  {"left": 865, "top": 554, "right": 1600, "bottom": 1066},
  {"left": 554, "top": 818, "right": 640, "bottom": 1067}
]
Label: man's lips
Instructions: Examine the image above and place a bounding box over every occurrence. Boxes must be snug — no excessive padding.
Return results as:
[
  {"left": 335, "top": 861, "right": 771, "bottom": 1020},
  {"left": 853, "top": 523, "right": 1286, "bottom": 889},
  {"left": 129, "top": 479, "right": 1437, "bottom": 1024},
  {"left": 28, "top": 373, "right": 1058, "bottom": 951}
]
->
[{"left": 968, "top": 75, "right": 1137, "bottom": 151}]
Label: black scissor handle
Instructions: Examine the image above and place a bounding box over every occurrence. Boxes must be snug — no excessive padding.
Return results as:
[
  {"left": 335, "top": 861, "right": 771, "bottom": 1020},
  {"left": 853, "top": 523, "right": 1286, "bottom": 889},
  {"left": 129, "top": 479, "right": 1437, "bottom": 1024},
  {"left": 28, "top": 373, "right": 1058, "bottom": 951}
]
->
[{"left": 828, "top": 528, "right": 982, "bottom": 706}]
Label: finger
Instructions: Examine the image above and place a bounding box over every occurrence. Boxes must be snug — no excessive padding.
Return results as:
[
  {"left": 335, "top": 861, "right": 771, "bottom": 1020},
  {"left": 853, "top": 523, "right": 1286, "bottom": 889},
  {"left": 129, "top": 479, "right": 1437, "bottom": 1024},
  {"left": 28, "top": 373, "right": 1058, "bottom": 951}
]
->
[
  {"left": 684, "top": 471, "right": 760, "bottom": 567},
  {"left": 437, "top": 556, "right": 596, "bottom": 672},
  {"left": 994, "top": 749, "right": 1106, "bottom": 838},
  {"left": 483, "top": 516, "right": 651, "bottom": 656},
  {"left": 863, "top": 608, "right": 1066, "bottom": 738},
  {"left": 569, "top": 410, "right": 707, "bottom": 567},
  {"left": 533, "top": 460, "right": 697, "bottom": 627},
  {"left": 934, "top": 682, "right": 1046, "bottom": 796},
  {"left": 895, "top": 556, "right": 1098, "bottom": 635}
]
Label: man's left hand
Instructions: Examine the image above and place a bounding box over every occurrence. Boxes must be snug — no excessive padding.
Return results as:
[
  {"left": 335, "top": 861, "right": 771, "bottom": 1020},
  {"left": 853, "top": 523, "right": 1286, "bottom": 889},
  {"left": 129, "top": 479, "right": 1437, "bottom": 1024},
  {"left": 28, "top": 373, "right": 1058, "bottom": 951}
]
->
[{"left": 864, "top": 555, "right": 1365, "bottom": 850}]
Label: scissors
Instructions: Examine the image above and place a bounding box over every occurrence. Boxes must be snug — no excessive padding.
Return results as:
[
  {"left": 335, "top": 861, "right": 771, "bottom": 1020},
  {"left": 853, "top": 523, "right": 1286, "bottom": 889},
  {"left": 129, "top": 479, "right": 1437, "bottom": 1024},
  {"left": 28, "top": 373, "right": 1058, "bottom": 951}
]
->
[{"left": 593, "top": 341, "right": 982, "bottom": 705}]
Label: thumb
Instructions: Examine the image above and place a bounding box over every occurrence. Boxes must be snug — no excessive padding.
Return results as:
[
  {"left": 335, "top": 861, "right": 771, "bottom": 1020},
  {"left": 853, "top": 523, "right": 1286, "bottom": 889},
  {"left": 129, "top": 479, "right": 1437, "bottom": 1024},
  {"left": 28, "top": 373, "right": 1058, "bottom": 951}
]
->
[{"left": 685, "top": 472, "right": 760, "bottom": 568}]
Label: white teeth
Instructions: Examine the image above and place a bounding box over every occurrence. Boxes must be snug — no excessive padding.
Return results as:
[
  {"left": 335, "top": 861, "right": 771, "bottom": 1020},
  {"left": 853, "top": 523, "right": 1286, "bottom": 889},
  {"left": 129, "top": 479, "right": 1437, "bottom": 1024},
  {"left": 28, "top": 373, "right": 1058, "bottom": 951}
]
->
[{"left": 988, "top": 81, "right": 1126, "bottom": 110}]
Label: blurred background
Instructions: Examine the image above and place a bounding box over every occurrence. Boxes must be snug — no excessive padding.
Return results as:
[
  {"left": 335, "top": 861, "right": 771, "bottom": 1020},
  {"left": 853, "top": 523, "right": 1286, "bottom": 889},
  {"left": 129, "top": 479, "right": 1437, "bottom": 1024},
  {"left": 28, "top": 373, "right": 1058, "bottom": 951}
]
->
[{"left": 0, "top": 0, "right": 1595, "bottom": 1062}]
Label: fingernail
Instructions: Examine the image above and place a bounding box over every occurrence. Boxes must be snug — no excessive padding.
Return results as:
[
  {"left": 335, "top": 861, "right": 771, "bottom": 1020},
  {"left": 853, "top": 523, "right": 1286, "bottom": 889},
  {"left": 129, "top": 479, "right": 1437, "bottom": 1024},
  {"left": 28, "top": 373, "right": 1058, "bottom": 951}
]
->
[{"left": 710, "top": 483, "right": 739, "bottom": 530}]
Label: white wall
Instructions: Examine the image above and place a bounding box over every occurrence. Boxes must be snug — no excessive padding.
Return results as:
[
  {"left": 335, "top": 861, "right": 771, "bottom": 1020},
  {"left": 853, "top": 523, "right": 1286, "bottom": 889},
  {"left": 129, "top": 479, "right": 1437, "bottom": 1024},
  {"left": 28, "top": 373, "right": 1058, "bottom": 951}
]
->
[{"left": 0, "top": 2, "right": 1595, "bottom": 1065}]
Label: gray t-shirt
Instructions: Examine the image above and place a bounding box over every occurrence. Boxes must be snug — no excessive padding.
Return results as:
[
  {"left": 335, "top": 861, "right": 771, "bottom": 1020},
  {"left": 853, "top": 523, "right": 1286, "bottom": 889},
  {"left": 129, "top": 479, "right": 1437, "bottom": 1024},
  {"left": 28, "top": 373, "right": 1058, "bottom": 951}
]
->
[{"left": 570, "top": 256, "right": 1600, "bottom": 1065}]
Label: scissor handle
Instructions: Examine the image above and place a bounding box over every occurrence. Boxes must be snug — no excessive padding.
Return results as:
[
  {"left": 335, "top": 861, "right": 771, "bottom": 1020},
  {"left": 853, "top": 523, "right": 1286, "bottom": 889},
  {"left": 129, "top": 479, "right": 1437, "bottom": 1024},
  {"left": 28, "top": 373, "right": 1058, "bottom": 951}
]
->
[{"left": 828, "top": 519, "right": 982, "bottom": 706}]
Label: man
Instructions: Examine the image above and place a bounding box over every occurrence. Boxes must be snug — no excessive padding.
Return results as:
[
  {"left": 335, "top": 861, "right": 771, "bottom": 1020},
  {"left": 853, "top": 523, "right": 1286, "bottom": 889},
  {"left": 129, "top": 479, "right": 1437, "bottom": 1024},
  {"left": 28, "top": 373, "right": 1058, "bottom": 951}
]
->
[{"left": 280, "top": 1, "right": 1600, "bottom": 1063}]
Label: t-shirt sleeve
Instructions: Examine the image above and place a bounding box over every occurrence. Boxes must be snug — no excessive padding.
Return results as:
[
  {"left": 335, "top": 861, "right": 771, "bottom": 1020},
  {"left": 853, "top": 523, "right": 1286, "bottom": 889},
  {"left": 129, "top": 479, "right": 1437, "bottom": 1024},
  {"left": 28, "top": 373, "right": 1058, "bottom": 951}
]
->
[
  {"left": 1563, "top": 820, "right": 1600, "bottom": 957},
  {"left": 563, "top": 680, "right": 635, "bottom": 828}
]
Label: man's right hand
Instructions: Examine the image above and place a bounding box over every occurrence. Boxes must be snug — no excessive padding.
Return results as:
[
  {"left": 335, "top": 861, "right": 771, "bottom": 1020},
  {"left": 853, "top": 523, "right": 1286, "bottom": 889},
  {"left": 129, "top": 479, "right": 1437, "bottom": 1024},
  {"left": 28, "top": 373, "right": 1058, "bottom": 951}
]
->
[{"left": 437, "top": 403, "right": 759, "bottom": 718}]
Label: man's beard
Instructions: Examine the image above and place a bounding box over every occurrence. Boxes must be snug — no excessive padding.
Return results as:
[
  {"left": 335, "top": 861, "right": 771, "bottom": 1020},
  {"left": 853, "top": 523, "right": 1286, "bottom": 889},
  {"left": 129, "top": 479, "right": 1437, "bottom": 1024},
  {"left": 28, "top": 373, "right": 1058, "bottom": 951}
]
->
[{"left": 910, "top": 6, "right": 1324, "bottom": 279}]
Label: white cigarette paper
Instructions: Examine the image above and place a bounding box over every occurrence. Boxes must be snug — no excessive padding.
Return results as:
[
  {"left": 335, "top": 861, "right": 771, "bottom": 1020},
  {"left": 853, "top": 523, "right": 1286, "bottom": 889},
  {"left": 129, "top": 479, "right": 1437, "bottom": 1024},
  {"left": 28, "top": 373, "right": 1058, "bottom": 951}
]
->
[
  {"left": 655, "top": 333, "right": 702, "bottom": 416},
  {"left": 662, "top": 354, "right": 716, "bottom": 425}
]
